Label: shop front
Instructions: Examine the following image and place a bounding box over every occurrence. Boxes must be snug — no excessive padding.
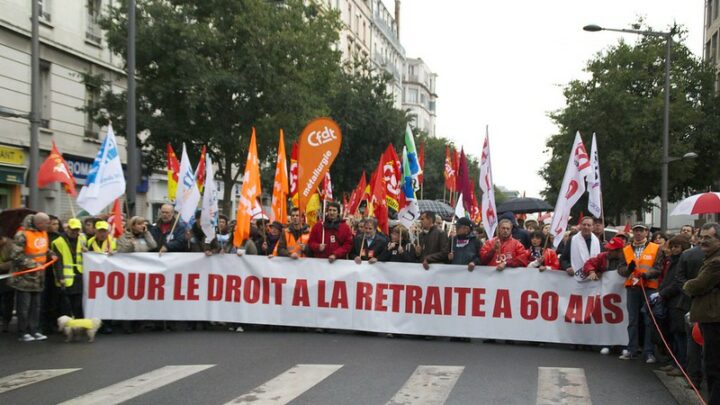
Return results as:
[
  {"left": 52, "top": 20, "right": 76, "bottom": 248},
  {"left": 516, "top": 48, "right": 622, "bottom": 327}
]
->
[{"left": 0, "top": 145, "right": 26, "bottom": 209}]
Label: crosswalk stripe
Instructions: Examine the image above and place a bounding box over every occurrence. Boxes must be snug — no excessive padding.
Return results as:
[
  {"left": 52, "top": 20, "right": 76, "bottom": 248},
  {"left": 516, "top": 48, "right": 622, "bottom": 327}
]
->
[
  {"left": 536, "top": 367, "right": 592, "bottom": 405},
  {"left": 0, "top": 369, "right": 81, "bottom": 394},
  {"left": 225, "top": 364, "right": 343, "bottom": 404},
  {"left": 58, "top": 365, "right": 214, "bottom": 405},
  {"left": 386, "top": 365, "right": 464, "bottom": 405}
]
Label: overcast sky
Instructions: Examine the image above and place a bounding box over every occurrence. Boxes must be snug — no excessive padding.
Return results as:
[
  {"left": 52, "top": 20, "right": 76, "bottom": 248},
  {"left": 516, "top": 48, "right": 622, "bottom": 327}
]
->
[{"left": 395, "top": 1, "right": 705, "bottom": 198}]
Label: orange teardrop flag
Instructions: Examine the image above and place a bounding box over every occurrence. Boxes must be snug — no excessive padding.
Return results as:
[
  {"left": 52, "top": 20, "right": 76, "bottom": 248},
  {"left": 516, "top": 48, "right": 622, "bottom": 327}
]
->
[
  {"left": 297, "top": 117, "right": 342, "bottom": 214},
  {"left": 233, "top": 128, "right": 262, "bottom": 247}
]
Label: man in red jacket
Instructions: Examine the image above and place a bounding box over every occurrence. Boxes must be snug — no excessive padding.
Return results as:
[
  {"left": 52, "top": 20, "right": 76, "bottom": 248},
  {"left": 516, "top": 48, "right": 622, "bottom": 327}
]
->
[
  {"left": 480, "top": 218, "right": 529, "bottom": 270},
  {"left": 308, "top": 201, "right": 353, "bottom": 263}
]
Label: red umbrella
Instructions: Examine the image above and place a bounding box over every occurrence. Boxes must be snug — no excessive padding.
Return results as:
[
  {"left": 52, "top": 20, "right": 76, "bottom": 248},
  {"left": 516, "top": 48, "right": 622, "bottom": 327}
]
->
[{"left": 670, "top": 192, "right": 720, "bottom": 216}]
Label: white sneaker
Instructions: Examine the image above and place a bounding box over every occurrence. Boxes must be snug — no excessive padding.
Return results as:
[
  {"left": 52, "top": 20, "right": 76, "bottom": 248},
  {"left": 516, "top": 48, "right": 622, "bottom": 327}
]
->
[
  {"left": 645, "top": 354, "right": 657, "bottom": 364},
  {"left": 600, "top": 347, "right": 610, "bottom": 355},
  {"left": 18, "top": 333, "right": 35, "bottom": 342},
  {"left": 33, "top": 332, "right": 47, "bottom": 341},
  {"left": 235, "top": 326, "right": 244, "bottom": 333}
]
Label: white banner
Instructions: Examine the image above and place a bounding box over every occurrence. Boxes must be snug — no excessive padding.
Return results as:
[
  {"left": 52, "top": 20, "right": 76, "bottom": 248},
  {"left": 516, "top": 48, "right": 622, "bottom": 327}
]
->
[{"left": 84, "top": 253, "right": 629, "bottom": 345}]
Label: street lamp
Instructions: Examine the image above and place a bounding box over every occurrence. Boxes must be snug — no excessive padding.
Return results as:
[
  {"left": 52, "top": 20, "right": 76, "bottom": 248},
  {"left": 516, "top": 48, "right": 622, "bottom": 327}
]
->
[{"left": 583, "top": 23, "right": 674, "bottom": 232}]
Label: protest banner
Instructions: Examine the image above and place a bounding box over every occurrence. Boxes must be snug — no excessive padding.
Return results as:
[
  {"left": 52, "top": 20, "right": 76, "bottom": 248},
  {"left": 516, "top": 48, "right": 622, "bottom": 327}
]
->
[{"left": 84, "top": 253, "right": 628, "bottom": 345}]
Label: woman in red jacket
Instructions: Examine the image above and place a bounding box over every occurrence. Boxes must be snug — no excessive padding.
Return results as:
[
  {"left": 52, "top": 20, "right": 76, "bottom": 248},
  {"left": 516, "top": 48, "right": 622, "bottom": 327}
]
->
[{"left": 527, "top": 231, "right": 561, "bottom": 271}]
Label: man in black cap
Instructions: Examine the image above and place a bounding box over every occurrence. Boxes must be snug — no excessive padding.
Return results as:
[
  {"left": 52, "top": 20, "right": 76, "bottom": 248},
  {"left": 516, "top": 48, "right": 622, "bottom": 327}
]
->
[{"left": 448, "top": 217, "right": 481, "bottom": 272}]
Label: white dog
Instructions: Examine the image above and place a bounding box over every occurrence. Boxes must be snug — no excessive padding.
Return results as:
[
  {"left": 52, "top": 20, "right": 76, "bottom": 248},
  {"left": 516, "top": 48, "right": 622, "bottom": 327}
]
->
[{"left": 57, "top": 315, "right": 102, "bottom": 343}]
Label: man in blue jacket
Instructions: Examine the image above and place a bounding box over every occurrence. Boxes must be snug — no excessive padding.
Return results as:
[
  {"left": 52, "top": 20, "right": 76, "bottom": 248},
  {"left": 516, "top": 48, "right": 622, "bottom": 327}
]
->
[{"left": 150, "top": 203, "right": 188, "bottom": 254}]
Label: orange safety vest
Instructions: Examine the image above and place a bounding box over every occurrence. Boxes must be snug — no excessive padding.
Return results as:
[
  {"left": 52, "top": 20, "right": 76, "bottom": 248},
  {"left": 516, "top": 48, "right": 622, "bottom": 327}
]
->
[
  {"left": 24, "top": 229, "right": 49, "bottom": 265},
  {"left": 623, "top": 242, "right": 660, "bottom": 289},
  {"left": 273, "top": 230, "right": 310, "bottom": 257}
]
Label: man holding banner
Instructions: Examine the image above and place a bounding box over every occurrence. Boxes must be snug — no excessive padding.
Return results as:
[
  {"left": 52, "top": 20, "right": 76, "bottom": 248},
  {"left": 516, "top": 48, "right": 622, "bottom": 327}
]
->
[{"left": 308, "top": 201, "right": 352, "bottom": 263}]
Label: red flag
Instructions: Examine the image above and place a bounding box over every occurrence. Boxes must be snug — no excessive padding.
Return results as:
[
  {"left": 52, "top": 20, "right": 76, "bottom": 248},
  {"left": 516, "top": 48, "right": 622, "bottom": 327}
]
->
[
  {"left": 347, "top": 171, "right": 367, "bottom": 215},
  {"left": 577, "top": 211, "right": 584, "bottom": 225},
  {"left": 194, "top": 145, "right": 207, "bottom": 193},
  {"left": 38, "top": 141, "right": 77, "bottom": 196},
  {"left": 418, "top": 141, "right": 425, "bottom": 185},
  {"left": 380, "top": 144, "right": 402, "bottom": 212},
  {"left": 623, "top": 222, "right": 631, "bottom": 234},
  {"left": 320, "top": 172, "right": 333, "bottom": 201},
  {"left": 469, "top": 182, "right": 481, "bottom": 223},
  {"left": 289, "top": 141, "right": 299, "bottom": 206},
  {"left": 443, "top": 146, "right": 456, "bottom": 192},
  {"left": 166, "top": 144, "right": 180, "bottom": 201},
  {"left": 456, "top": 149, "right": 473, "bottom": 213},
  {"left": 368, "top": 159, "right": 388, "bottom": 234},
  {"left": 108, "top": 198, "right": 124, "bottom": 238}
]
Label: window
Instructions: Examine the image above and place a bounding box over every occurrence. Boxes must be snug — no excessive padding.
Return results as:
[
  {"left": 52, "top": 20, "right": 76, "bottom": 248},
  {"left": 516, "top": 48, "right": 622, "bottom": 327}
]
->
[
  {"left": 84, "top": 85, "right": 100, "bottom": 139},
  {"left": 712, "top": 32, "right": 718, "bottom": 66},
  {"left": 39, "top": 60, "right": 51, "bottom": 129},
  {"left": 407, "top": 88, "right": 418, "bottom": 104},
  {"left": 38, "top": 0, "right": 52, "bottom": 23},
  {"left": 86, "top": 0, "right": 102, "bottom": 44}
]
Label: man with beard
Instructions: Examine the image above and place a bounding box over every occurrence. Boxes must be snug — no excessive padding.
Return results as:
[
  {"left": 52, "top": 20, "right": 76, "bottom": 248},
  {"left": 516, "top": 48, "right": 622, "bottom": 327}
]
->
[
  {"left": 448, "top": 217, "right": 481, "bottom": 272},
  {"left": 308, "top": 201, "right": 353, "bottom": 263},
  {"left": 684, "top": 222, "right": 720, "bottom": 404},
  {"left": 276, "top": 207, "right": 310, "bottom": 259},
  {"left": 351, "top": 217, "right": 387, "bottom": 264}
]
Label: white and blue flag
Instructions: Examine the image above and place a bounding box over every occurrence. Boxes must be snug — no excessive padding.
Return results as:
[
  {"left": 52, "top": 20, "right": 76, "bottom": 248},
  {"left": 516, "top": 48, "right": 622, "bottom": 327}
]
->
[
  {"left": 200, "top": 153, "right": 219, "bottom": 243},
  {"left": 76, "top": 124, "right": 126, "bottom": 215},
  {"left": 175, "top": 143, "right": 201, "bottom": 223}
]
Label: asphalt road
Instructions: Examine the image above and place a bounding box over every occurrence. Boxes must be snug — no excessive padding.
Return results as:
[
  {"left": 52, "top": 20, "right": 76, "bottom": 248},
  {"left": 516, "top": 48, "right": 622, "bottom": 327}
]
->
[{"left": 0, "top": 327, "right": 683, "bottom": 404}]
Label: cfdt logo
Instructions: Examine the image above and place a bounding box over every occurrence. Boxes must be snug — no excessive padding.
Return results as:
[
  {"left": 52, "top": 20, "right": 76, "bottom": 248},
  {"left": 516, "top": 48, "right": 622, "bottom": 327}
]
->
[{"left": 307, "top": 126, "right": 337, "bottom": 147}]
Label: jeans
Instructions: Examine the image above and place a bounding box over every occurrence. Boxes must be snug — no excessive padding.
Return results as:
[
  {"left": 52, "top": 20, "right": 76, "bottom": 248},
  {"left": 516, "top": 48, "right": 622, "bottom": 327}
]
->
[
  {"left": 15, "top": 291, "right": 41, "bottom": 336},
  {"left": 701, "top": 323, "right": 720, "bottom": 405},
  {"left": 626, "top": 287, "right": 655, "bottom": 356},
  {"left": 0, "top": 288, "right": 14, "bottom": 329}
]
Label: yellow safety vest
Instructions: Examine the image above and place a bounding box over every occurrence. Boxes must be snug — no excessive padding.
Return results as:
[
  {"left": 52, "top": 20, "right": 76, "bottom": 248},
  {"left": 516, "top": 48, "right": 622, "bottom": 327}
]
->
[
  {"left": 51, "top": 235, "right": 87, "bottom": 288},
  {"left": 87, "top": 236, "right": 117, "bottom": 253},
  {"left": 623, "top": 242, "right": 660, "bottom": 289}
]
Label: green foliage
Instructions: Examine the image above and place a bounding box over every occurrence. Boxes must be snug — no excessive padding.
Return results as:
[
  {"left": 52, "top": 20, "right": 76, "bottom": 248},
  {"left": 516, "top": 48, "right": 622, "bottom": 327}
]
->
[
  {"left": 541, "top": 24, "right": 720, "bottom": 221},
  {"left": 92, "top": 0, "right": 342, "bottom": 213}
]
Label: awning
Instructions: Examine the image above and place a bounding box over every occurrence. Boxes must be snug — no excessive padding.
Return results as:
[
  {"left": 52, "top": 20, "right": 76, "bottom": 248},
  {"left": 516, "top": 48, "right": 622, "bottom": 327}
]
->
[{"left": 0, "top": 165, "right": 26, "bottom": 185}]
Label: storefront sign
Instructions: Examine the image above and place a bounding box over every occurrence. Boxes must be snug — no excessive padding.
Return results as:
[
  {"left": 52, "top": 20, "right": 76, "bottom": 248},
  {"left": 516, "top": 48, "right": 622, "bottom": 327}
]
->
[{"left": 0, "top": 145, "right": 25, "bottom": 166}]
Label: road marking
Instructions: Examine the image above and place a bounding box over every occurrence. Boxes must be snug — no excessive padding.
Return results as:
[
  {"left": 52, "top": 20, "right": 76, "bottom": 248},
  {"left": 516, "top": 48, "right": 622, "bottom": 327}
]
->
[
  {"left": 225, "top": 364, "right": 343, "bottom": 404},
  {"left": 386, "top": 365, "right": 465, "bottom": 405},
  {"left": 0, "top": 369, "right": 81, "bottom": 394},
  {"left": 536, "top": 367, "right": 592, "bottom": 405},
  {"left": 58, "top": 365, "right": 214, "bottom": 405}
]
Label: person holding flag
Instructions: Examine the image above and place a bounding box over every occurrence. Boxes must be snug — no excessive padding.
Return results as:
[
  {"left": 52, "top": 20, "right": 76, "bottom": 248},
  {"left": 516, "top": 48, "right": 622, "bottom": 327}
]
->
[
  {"left": 308, "top": 201, "right": 352, "bottom": 263},
  {"left": 275, "top": 207, "right": 310, "bottom": 259},
  {"left": 413, "top": 211, "right": 449, "bottom": 270},
  {"left": 351, "top": 217, "right": 388, "bottom": 265},
  {"left": 479, "top": 218, "right": 529, "bottom": 271},
  {"left": 448, "top": 217, "right": 481, "bottom": 272},
  {"left": 150, "top": 203, "right": 188, "bottom": 254}
]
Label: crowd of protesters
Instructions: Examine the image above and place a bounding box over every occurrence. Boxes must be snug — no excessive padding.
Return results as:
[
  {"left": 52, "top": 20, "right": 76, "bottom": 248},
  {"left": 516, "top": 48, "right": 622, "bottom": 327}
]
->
[{"left": 0, "top": 204, "right": 718, "bottom": 403}]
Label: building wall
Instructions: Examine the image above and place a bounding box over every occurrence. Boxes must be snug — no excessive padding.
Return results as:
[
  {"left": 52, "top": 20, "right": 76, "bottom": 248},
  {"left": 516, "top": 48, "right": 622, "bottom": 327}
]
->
[
  {"left": 402, "top": 57, "right": 437, "bottom": 137},
  {"left": 0, "top": 0, "right": 202, "bottom": 220},
  {"left": 706, "top": 0, "right": 720, "bottom": 90},
  {"left": 370, "top": 0, "right": 404, "bottom": 109}
]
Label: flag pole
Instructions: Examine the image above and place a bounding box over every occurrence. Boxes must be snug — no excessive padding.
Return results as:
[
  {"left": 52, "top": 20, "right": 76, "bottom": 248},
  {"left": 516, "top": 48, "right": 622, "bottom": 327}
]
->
[
  {"left": 321, "top": 192, "right": 327, "bottom": 243},
  {"left": 67, "top": 192, "right": 76, "bottom": 218}
]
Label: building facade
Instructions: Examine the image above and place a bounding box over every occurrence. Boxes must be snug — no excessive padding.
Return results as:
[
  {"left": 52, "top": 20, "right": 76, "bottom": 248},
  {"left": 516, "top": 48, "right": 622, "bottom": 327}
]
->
[
  {"left": 0, "top": 0, "right": 194, "bottom": 221},
  {"left": 370, "top": 0, "right": 404, "bottom": 109},
  {"left": 706, "top": 0, "right": 720, "bottom": 90},
  {"left": 402, "top": 57, "right": 437, "bottom": 137}
]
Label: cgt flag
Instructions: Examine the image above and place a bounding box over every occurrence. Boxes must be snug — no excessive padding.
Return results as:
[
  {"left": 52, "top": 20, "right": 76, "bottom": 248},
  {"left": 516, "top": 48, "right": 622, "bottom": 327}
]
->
[
  {"left": 444, "top": 146, "right": 456, "bottom": 192},
  {"left": 550, "top": 132, "right": 593, "bottom": 248},
  {"left": 76, "top": 124, "right": 126, "bottom": 215},
  {"left": 297, "top": 118, "right": 342, "bottom": 215},
  {"left": 194, "top": 145, "right": 207, "bottom": 193},
  {"left": 38, "top": 141, "right": 76, "bottom": 196},
  {"left": 380, "top": 144, "right": 402, "bottom": 212}
]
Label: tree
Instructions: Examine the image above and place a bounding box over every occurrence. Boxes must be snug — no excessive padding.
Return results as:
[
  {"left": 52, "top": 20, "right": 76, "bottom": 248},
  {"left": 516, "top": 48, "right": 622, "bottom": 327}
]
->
[
  {"left": 541, "top": 24, "right": 720, "bottom": 221},
  {"left": 90, "top": 0, "right": 343, "bottom": 214}
]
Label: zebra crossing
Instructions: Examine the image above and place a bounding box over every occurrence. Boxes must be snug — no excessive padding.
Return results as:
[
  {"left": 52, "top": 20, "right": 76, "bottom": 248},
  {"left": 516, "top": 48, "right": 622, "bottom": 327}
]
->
[{"left": 0, "top": 364, "right": 593, "bottom": 404}]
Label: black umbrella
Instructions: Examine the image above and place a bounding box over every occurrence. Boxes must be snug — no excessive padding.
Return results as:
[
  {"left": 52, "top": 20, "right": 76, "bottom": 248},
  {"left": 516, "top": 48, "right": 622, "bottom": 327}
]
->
[
  {"left": 497, "top": 197, "right": 553, "bottom": 214},
  {"left": 0, "top": 208, "right": 36, "bottom": 238},
  {"left": 417, "top": 200, "right": 454, "bottom": 220}
]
